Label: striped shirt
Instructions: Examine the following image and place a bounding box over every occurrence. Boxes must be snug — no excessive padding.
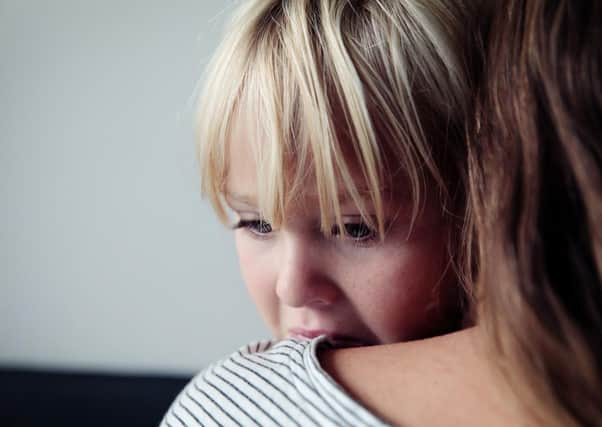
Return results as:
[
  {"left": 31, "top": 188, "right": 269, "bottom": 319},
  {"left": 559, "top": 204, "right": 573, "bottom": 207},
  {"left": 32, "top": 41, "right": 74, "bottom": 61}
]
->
[{"left": 160, "top": 337, "right": 390, "bottom": 427}]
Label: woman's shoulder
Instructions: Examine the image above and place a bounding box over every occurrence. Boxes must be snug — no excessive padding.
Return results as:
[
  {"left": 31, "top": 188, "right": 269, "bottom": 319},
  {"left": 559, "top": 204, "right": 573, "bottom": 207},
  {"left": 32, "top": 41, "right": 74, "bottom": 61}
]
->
[
  {"left": 321, "top": 329, "right": 534, "bottom": 427},
  {"left": 160, "top": 337, "right": 390, "bottom": 427}
]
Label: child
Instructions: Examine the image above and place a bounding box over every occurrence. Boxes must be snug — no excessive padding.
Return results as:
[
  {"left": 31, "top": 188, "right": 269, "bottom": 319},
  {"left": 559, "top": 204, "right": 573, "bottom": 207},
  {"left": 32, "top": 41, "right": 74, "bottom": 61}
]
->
[
  {"left": 163, "top": 0, "right": 477, "bottom": 424},
  {"left": 199, "top": 0, "right": 473, "bottom": 345}
]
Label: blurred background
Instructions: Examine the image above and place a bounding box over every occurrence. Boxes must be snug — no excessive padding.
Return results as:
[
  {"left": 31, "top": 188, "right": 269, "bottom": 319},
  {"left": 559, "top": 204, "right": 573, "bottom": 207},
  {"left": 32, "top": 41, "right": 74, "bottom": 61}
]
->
[{"left": 1, "top": 1, "right": 267, "bottom": 425}]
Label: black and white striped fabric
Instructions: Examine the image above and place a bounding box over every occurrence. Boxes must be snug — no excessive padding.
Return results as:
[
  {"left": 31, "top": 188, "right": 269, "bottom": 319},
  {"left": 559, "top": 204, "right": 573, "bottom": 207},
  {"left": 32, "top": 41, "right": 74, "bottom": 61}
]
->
[{"left": 160, "top": 337, "right": 389, "bottom": 427}]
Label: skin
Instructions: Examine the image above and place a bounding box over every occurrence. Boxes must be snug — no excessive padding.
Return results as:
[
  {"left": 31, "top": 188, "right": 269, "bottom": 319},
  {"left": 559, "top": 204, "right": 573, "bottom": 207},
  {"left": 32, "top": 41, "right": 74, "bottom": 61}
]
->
[
  {"left": 224, "top": 130, "right": 461, "bottom": 345},
  {"left": 321, "top": 327, "right": 537, "bottom": 427}
]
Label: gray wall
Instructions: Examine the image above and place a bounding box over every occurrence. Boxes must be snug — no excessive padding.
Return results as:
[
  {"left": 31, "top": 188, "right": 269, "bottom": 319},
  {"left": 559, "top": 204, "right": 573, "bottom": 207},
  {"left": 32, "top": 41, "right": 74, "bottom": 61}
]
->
[{"left": 1, "top": 0, "right": 268, "bottom": 375}]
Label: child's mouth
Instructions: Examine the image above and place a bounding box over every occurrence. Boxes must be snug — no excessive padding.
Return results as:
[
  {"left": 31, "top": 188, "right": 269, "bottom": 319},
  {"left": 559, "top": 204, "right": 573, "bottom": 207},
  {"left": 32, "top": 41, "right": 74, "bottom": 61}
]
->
[{"left": 288, "top": 328, "right": 330, "bottom": 340}]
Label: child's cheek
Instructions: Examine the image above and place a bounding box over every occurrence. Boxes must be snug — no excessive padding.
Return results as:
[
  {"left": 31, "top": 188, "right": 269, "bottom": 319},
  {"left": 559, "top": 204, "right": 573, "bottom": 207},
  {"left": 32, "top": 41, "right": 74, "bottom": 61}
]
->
[{"left": 234, "top": 232, "right": 281, "bottom": 337}]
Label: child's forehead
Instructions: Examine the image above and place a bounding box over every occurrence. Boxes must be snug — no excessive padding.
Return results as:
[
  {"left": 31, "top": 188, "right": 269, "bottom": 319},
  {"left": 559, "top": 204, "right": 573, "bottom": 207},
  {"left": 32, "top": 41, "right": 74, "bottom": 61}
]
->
[
  {"left": 226, "top": 140, "right": 407, "bottom": 211},
  {"left": 227, "top": 115, "right": 410, "bottom": 192},
  {"left": 225, "top": 150, "right": 362, "bottom": 205}
]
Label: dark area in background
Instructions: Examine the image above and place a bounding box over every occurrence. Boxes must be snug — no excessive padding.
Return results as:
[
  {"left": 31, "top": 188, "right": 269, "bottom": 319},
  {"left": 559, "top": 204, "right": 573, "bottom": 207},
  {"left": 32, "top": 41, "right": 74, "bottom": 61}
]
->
[{"left": 0, "top": 368, "right": 189, "bottom": 427}]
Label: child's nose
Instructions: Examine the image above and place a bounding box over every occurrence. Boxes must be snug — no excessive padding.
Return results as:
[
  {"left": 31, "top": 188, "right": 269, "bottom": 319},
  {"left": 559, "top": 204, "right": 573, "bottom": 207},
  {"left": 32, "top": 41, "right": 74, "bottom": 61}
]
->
[{"left": 275, "top": 236, "right": 340, "bottom": 308}]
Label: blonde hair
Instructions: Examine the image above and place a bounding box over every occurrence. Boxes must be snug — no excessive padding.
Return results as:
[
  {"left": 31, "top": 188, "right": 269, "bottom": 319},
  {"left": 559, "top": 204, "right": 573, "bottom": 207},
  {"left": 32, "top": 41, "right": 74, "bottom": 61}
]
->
[{"left": 198, "top": 0, "right": 472, "bottom": 240}]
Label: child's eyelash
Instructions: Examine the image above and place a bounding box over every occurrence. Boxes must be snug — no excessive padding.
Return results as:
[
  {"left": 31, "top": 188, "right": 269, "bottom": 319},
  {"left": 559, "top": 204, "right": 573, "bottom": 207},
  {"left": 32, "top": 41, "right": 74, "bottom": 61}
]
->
[
  {"left": 232, "top": 218, "right": 385, "bottom": 246},
  {"left": 331, "top": 222, "right": 380, "bottom": 246},
  {"left": 233, "top": 219, "right": 273, "bottom": 234}
]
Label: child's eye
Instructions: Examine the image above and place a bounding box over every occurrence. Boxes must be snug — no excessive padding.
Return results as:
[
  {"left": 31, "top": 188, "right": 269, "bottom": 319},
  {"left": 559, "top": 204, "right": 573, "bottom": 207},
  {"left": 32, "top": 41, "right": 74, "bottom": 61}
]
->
[
  {"left": 235, "top": 219, "right": 273, "bottom": 235},
  {"left": 331, "top": 222, "right": 378, "bottom": 242}
]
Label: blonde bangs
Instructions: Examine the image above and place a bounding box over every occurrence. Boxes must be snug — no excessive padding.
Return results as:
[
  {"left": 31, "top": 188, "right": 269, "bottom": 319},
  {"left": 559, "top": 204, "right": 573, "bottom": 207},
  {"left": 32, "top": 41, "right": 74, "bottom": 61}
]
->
[{"left": 197, "top": 0, "right": 469, "bottom": 237}]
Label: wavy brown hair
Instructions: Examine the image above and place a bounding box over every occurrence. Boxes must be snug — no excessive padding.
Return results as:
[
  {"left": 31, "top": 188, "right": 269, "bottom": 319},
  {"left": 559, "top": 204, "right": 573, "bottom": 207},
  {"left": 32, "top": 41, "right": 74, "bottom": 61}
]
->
[{"left": 470, "top": 0, "right": 602, "bottom": 426}]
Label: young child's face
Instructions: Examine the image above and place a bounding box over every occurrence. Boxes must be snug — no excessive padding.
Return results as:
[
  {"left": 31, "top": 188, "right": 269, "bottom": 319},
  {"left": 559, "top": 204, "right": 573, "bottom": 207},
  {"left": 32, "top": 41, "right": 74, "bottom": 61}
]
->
[{"left": 225, "top": 133, "right": 459, "bottom": 345}]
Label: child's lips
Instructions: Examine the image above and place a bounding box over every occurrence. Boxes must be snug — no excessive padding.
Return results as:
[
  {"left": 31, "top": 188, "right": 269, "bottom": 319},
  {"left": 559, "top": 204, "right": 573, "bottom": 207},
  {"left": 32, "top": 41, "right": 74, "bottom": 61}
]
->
[{"left": 288, "top": 328, "right": 330, "bottom": 339}]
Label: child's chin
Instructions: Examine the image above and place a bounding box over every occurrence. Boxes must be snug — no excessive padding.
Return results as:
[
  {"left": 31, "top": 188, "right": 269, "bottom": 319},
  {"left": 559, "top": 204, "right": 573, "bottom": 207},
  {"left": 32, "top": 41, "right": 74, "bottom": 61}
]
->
[{"left": 324, "top": 335, "right": 371, "bottom": 347}]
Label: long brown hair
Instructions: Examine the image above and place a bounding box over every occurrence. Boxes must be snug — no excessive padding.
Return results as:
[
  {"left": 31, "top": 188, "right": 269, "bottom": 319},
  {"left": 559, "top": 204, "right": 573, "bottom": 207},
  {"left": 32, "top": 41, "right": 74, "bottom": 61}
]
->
[{"left": 471, "top": 1, "right": 602, "bottom": 425}]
